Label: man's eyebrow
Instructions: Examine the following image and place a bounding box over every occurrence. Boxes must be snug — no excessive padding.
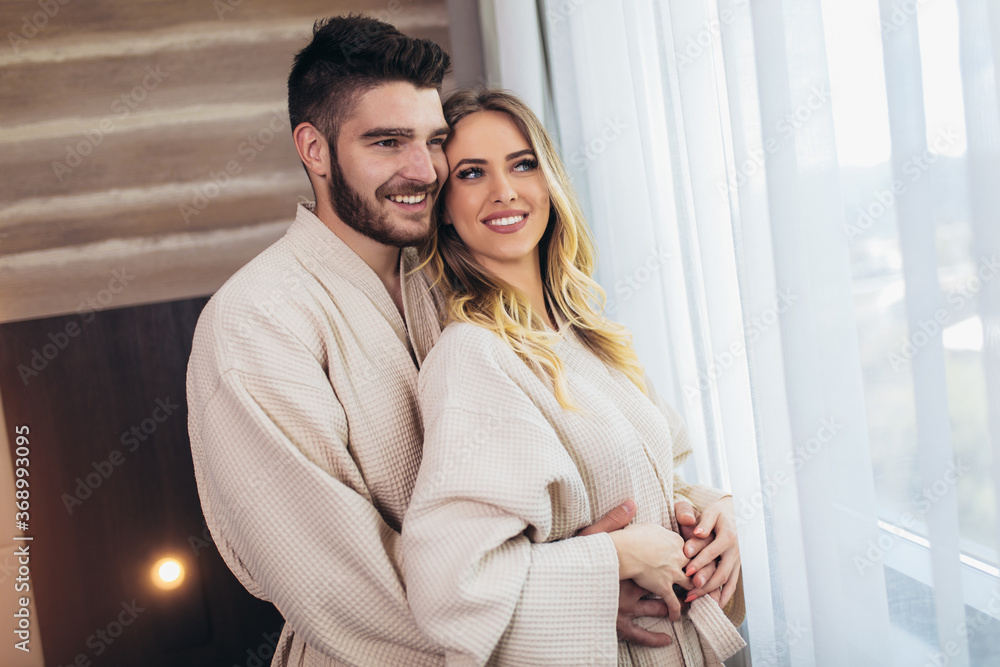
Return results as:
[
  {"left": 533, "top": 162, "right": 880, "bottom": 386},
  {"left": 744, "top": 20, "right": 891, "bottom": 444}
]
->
[
  {"left": 359, "top": 127, "right": 452, "bottom": 140},
  {"left": 360, "top": 128, "right": 415, "bottom": 139}
]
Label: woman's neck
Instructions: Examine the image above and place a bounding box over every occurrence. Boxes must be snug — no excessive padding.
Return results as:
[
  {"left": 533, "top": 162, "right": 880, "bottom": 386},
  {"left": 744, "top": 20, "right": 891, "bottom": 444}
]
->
[{"left": 481, "top": 252, "right": 555, "bottom": 330}]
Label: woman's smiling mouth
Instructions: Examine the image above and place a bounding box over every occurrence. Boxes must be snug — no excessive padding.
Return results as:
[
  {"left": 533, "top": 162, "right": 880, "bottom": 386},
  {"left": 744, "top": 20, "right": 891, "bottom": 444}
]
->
[{"left": 481, "top": 211, "right": 528, "bottom": 233}]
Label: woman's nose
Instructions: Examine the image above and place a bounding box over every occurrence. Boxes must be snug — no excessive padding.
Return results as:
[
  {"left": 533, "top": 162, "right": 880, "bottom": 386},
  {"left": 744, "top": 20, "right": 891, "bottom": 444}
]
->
[{"left": 491, "top": 173, "right": 517, "bottom": 203}]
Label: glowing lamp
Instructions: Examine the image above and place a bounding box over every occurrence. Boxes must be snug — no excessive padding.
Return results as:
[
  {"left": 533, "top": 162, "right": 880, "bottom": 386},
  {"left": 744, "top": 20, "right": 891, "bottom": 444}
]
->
[{"left": 151, "top": 557, "right": 185, "bottom": 591}]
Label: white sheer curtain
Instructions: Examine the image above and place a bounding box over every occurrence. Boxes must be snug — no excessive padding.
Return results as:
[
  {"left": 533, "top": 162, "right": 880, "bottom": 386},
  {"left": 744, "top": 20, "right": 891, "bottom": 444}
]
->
[{"left": 480, "top": 0, "right": 1000, "bottom": 664}]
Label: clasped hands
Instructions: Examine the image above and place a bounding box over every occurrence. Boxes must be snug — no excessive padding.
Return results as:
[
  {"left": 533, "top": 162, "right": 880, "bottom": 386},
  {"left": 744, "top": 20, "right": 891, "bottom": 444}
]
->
[{"left": 578, "top": 497, "right": 740, "bottom": 647}]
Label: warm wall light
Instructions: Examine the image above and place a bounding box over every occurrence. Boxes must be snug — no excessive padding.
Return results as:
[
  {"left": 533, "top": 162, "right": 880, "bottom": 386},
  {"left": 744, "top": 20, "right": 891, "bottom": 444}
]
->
[{"left": 151, "top": 557, "right": 185, "bottom": 591}]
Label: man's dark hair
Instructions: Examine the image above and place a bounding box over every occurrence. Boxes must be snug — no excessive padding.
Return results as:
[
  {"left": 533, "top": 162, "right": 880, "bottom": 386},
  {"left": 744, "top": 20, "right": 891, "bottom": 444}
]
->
[{"left": 288, "top": 14, "right": 451, "bottom": 151}]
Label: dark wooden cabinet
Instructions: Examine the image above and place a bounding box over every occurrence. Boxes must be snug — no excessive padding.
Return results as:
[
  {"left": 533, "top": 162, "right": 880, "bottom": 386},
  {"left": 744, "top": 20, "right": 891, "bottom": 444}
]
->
[{"left": 0, "top": 298, "right": 283, "bottom": 667}]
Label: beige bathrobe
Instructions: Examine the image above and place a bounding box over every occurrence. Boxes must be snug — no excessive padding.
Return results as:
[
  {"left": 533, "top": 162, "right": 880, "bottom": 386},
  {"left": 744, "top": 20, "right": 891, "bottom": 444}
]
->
[
  {"left": 187, "top": 204, "right": 447, "bottom": 666},
  {"left": 404, "top": 322, "right": 746, "bottom": 666}
]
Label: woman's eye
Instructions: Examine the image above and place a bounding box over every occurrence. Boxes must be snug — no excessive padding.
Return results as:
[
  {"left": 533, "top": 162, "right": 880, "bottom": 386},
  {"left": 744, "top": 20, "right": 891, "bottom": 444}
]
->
[
  {"left": 513, "top": 158, "right": 538, "bottom": 172},
  {"left": 456, "top": 167, "right": 484, "bottom": 180}
]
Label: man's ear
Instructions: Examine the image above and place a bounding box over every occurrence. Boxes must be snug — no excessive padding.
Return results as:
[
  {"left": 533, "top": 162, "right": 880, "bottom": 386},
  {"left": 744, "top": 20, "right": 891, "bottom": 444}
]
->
[{"left": 293, "top": 122, "right": 330, "bottom": 178}]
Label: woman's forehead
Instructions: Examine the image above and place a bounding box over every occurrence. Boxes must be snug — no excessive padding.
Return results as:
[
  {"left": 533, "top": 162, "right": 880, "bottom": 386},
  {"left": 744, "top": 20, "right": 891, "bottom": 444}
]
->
[{"left": 446, "top": 111, "right": 531, "bottom": 157}]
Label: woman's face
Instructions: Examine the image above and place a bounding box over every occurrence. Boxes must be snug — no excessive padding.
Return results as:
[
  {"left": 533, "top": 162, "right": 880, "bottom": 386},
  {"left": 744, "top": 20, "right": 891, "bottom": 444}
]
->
[{"left": 442, "top": 111, "right": 551, "bottom": 279}]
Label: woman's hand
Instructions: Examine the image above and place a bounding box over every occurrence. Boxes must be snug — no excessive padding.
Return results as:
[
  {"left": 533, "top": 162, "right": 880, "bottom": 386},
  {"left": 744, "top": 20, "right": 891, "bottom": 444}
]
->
[
  {"left": 609, "top": 524, "right": 691, "bottom": 621},
  {"left": 676, "top": 497, "right": 741, "bottom": 607}
]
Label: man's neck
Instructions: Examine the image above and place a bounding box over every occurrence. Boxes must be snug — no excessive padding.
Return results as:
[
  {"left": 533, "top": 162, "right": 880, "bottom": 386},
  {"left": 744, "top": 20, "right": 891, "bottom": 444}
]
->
[{"left": 314, "top": 201, "right": 404, "bottom": 314}]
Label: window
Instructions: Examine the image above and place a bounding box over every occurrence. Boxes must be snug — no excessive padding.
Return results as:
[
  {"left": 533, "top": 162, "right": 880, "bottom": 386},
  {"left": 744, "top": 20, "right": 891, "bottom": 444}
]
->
[{"left": 483, "top": 0, "right": 1000, "bottom": 663}]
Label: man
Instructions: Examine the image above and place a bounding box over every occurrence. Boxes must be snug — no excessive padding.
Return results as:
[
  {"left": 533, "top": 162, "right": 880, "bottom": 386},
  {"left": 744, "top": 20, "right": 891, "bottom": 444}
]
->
[{"left": 187, "top": 15, "right": 740, "bottom": 666}]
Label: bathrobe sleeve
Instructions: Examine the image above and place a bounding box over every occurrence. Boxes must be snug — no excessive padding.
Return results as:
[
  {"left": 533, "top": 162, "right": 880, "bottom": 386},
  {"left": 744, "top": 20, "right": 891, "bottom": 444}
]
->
[
  {"left": 403, "top": 326, "right": 621, "bottom": 667},
  {"left": 187, "top": 295, "right": 440, "bottom": 666}
]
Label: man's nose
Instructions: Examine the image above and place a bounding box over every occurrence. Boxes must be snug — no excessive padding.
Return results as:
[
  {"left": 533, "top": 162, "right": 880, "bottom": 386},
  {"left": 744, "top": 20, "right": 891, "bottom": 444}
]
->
[{"left": 401, "top": 144, "right": 437, "bottom": 183}]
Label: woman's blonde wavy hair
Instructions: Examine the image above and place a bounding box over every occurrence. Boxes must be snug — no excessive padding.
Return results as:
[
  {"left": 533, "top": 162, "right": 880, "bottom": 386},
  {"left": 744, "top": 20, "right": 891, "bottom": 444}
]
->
[{"left": 417, "top": 89, "right": 647, "bottom": 408}]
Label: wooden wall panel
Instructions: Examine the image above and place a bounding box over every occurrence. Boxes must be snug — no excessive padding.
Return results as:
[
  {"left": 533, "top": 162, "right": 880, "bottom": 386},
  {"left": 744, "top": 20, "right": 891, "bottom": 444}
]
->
[
  {"left": 0, "top": 297, "right": 284, "bottom": 666},
  {"left": 0, "top": 0, "right": 454, "bottom": 324}
]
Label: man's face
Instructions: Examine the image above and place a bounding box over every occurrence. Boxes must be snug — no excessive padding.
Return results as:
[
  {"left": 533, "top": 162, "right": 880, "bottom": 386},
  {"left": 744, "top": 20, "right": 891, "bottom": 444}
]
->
[{"left": 328, "top": 82, "right": 449, "bottom": 247}]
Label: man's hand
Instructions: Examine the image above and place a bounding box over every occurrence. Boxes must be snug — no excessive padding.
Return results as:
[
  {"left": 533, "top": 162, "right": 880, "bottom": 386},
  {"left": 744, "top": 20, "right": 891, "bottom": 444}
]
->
[
  {"left": 578, "top": 499, "right": 639, "bottom": 538},
  {"left": 675, "top": 498, "right": 741, "bottom": 607},
  {"left": 615, "top": 580, "right": 672, "bottom": 647},
  {"left": 578, "top": 499, "right": 673, "bottom": 646}
]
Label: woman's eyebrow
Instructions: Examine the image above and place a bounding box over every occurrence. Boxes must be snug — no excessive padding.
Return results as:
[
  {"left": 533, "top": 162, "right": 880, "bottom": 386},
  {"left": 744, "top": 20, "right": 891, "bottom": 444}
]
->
[
  {"left": 506, "top": 149, "right": 534, "bottom": 161},
  {"left": 450, "top": 157, "right": 485, "bottom": 174},
  {"left": 450, "top": 150, "right": 536, "bottom": 174}
]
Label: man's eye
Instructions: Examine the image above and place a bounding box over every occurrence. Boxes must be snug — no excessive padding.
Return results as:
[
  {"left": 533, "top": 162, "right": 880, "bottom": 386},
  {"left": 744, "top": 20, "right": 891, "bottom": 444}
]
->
[
  {"left": 456, "top": 167, "right": 484, "bottom": 180},
  {"left": 374, "top": 139, "right": 398, "bottom": 148},
  {"left": 429, "top": 137, "right": 446, "bottom": 146}
]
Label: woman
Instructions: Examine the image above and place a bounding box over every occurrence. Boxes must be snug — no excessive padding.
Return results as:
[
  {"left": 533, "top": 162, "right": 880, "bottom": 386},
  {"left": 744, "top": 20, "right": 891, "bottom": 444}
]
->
[{"left": 402, "top": 89, "right": 745, "bottom": 666}]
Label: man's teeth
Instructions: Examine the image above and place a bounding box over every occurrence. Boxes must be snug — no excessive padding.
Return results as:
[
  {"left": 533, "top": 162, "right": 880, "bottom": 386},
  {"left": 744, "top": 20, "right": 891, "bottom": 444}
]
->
[
  {"left": 485, "top": 214, "right": 525, "bottom": 227},
  {"left": 388, "top": 193, "right": 427, "bottom": 204}
]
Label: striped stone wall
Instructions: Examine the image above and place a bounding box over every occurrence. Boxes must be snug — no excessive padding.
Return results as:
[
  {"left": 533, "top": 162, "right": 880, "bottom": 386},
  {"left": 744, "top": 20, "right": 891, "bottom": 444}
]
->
[{"left": 0, "top": 0, "right": 455, "bottom": 324}]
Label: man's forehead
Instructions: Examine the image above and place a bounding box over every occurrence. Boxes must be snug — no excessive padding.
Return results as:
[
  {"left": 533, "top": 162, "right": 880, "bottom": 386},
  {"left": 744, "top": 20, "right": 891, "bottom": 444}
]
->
[{"left": 345, "top": 82, "right": 446, "bottom": 134}]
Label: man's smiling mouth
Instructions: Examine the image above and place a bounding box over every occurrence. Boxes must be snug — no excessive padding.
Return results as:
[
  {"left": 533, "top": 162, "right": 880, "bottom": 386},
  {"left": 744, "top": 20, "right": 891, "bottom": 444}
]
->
[{"left": 387, "top": 193, "right": 428, "bottom": 204}]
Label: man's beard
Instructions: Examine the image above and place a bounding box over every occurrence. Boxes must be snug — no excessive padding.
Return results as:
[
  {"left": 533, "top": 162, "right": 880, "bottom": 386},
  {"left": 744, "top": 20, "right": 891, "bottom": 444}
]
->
[{"left": 327, "top": 158, "right": 437, "bottom": 248}]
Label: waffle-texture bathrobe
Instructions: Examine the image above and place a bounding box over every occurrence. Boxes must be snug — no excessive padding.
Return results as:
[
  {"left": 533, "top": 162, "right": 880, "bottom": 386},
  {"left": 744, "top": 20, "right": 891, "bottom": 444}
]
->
[
  {"left": 403, "top": 321, "right": 746, "bottom": 666},
  {"left": 187, "top": 204, "right": 447, "bottom": 666}
]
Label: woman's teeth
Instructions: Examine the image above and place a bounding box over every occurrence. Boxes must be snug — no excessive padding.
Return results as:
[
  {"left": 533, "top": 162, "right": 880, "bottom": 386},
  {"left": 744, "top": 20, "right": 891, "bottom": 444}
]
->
[
  {"left": 388, "top": 193, "right": 427, "bottom": 204},
  {"left": 485, "top": 214, "right": 525, "bottom": 227}
]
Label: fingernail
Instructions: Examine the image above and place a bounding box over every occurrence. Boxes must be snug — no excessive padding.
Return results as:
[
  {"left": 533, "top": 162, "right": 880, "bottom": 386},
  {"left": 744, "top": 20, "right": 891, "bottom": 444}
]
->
[
  {"left": 685, "top": 593, "right": 696, "bottom": 603},
  {"left": 620, "top": 499, "right": 635, "bottom": 514},
  {"left": 695, "top": 528, "right": 705, "bottom": 536}
]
